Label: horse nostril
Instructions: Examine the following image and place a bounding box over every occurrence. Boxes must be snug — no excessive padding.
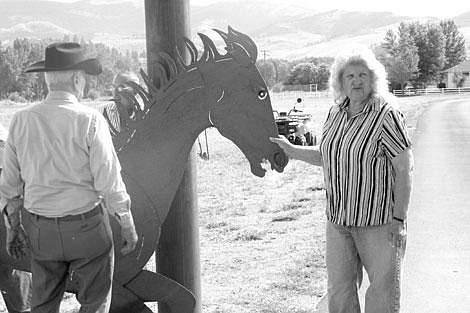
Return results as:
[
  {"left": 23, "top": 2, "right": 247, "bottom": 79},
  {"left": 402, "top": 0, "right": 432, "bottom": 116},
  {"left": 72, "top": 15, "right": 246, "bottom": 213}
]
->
[{"left": 273, "top": 151, "right": 288, "bottom": 169}]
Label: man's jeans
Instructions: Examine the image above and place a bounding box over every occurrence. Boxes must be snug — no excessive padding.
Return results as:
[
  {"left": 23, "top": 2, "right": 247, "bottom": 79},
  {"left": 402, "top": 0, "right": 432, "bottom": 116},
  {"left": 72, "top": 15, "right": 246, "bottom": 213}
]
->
[
  {"left": 326, "top": 221, "right": 405, "bottom": 313},
  {"left": 23, "top": 208, "right": 113, "bottom": 313}
]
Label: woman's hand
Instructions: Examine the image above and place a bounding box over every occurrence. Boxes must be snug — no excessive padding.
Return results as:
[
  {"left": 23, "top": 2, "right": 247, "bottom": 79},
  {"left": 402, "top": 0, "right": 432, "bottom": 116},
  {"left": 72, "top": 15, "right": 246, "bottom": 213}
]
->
[
  {"left": 270, "top": 136, "right": 323, "bottom": 167},
  {"left": 269, "top": 136, "right": 293, "bottom": 156}
]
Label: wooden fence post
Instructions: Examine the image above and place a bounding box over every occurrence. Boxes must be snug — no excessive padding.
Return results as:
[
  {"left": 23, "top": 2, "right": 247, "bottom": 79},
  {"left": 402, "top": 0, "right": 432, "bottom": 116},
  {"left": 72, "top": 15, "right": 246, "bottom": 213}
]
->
[{"left": 144, "top": 1, "right": 201, "bottom": 313}]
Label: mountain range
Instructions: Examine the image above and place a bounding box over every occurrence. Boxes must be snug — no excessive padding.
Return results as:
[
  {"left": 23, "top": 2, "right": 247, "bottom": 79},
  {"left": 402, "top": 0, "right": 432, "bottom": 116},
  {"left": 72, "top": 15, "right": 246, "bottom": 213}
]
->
[{"left": 1, "top": 0, "right": 470, "bottom": 60}]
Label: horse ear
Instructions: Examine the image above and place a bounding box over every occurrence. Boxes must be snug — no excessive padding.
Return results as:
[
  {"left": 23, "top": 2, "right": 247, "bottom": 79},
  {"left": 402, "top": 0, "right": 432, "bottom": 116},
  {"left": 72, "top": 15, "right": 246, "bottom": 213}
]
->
[{"left": 227, "top": 26, "right": 258, "bottom": 65}]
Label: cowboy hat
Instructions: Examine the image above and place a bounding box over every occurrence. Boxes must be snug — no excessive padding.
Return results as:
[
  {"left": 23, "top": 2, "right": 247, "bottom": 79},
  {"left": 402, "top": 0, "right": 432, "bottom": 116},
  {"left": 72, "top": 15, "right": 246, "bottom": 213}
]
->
[{"left": 25, "top": 42, "right": 102, "bottom": 75}]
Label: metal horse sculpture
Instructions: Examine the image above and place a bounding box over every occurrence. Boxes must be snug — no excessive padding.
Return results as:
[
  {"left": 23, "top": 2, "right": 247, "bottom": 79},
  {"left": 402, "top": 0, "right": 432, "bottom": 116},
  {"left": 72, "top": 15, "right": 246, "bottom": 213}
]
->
[{"left": 0, "top": 27, "right": 288, "bottom": 312}]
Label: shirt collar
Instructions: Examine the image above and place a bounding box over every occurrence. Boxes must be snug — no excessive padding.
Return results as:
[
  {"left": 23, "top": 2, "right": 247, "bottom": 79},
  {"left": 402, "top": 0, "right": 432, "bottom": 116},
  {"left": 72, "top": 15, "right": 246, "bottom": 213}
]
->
[
  {"left": 340, "top": 95, "right": 381, "bottom": 113},
  {"left": 45, "top": 91, "right": 80, "bottom": 104}
]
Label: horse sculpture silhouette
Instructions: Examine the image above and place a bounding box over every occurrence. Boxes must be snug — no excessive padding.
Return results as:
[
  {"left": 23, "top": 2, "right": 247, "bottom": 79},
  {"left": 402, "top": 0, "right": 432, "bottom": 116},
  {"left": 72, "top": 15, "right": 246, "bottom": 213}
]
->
[{"left": 0, "top": 27, "right": 288, "bottom": 312}]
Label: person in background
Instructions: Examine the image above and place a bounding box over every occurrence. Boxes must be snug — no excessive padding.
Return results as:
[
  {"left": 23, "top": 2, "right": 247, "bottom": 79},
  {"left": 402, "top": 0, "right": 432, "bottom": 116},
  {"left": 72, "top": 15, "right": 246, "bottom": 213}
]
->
[
  {"left": 0, "top": 42, "right": 138, "bottom": 313},
  {"left": 100, "top": 72, "right": 142, "bottom": 134},
  {"left": 270, "top": 45, "right": 413, "bottom": 313},
  {"left": 113, "top": 71, "right": 142, "bottom": 119}
]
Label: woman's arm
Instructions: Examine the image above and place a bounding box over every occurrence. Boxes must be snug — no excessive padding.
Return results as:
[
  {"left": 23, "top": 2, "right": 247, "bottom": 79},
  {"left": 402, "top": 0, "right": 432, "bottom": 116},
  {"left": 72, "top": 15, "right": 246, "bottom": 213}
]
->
[
  {"left": 391, "top": 147, "right": 414, "bottom": 220},
  {"left": 270, "top": 136, "right": 322, "bottom": 167}
]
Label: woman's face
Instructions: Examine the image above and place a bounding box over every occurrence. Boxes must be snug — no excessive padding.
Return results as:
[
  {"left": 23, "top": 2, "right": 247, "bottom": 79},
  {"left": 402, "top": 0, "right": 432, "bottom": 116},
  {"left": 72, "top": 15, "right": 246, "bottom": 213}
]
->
[{"left": 342, "top": 63, "right": 373, "bottom": 104}]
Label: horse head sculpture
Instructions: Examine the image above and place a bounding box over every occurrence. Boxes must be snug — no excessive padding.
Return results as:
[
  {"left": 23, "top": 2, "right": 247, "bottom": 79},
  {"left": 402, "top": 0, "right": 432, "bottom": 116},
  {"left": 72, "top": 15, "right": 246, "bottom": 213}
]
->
[
  {"left": 0, "top": 27, "right": 288, "bottom": 313},
  {"left": 118, "top": 26, "right": 287, "bottom": 178}
]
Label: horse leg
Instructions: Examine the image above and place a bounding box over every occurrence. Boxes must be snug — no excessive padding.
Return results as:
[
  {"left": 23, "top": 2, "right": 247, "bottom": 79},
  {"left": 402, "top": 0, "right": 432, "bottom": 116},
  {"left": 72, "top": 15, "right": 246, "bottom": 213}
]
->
[
  {"left": 110, "top": 283, "right": 153, "bottom": 313},
  {"left": 125, "top": 270, "right": 196, "bottom": 313}
]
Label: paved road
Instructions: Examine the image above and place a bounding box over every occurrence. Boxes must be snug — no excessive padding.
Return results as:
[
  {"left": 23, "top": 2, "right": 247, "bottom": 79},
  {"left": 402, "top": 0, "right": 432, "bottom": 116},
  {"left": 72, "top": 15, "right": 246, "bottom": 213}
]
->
[
  {"left": 402, "top": 97, "right": 470, "bottom": 313},
  {"left": 315, "top": 97, "right": 470, "bottom": 312}
]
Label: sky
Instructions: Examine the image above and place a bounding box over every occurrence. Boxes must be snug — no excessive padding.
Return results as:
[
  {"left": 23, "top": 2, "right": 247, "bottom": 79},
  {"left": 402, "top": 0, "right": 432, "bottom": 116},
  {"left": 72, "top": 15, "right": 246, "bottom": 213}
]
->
[{"left": 44, "top": 0, "right": 470, "bottom": 19}]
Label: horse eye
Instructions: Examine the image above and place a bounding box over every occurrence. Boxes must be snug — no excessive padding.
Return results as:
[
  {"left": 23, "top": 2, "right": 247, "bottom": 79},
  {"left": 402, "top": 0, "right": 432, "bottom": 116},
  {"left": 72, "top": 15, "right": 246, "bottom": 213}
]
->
[{"left": 258, "top": 90, "right": 267, "bottom": 100}]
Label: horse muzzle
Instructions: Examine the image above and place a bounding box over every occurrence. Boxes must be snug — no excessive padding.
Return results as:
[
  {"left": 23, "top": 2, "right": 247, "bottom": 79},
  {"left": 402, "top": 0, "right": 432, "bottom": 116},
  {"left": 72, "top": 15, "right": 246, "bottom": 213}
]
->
[{"left": 271, "top": 150, "right": 288, "bottom": 172}]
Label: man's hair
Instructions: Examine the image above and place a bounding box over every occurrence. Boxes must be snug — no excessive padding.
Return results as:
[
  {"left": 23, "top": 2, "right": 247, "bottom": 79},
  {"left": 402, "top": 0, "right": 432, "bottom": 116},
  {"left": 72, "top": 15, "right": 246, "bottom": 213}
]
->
[{"left": 45, "top": 70, "right": 84, "bottom": 91}]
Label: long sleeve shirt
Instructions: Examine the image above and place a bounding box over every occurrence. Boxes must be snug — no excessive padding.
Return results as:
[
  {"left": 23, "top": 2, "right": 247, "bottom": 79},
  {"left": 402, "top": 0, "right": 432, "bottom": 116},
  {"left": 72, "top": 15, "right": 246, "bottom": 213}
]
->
[{"left": 0, "top": 91, "right": 130, "bottom": 218}]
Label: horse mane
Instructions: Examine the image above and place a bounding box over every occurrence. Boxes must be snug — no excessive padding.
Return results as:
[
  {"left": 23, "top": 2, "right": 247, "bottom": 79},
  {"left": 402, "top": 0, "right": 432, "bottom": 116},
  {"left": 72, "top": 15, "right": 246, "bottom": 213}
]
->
[
  {"left": 103, "top": 26, "right": 258, "bottom": 151},
  {"left": 177, "top": 26, "right": 258, "bottom": 72},
  {"left": 127, "top": 26, "right": 258, "bottom": 112}
]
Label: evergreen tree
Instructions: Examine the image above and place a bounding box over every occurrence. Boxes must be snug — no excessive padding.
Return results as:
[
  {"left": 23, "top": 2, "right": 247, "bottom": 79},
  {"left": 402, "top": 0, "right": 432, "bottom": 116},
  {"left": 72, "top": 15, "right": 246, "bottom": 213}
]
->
[
  {"left": 383, "top": 29, "right": 398, "bottom": 55},
  {"left": 421, "top": 23, "right": 446, "bottom": 84},
  {"left": 440, "top": 20, "right": 466, "bottom": 70},
  {"left": 378, "top": 23, "right": 419, "bottom": 91},
  {"left": 395, "top": 24, "right": 419, "bottom": 90},
  {"left": 0, "top": 37, "right": 144, "bottom": 101},
  {"left": 405, "top": 22, "right": 445, "bottom": 86}
]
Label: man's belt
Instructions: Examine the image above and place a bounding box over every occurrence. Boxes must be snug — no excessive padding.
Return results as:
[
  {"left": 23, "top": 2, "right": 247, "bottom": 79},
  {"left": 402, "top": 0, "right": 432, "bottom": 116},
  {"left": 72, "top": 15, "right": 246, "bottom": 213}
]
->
[{"left": 30, "top": 204, "right": 103, "bottom": 222}]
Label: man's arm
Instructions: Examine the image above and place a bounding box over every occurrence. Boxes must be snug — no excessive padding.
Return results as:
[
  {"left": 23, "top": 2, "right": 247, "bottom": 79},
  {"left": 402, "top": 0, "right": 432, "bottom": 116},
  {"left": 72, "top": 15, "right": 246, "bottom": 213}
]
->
[
  {"left": 0, "top": 115, "right": 25, "bottom": 206},
  {"left": 270, "top": 136, "right": 322, "bottom": 167},
  {"left": 89, "top": 113, "right": 138, "bottom": 255}
]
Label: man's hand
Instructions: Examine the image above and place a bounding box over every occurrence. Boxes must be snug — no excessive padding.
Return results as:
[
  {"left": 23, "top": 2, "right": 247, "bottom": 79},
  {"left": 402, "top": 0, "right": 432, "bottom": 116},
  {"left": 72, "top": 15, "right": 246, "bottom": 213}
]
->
[
  {"left": 120, "top": 225, "right": 138, "bottom": 255},
  {"left": 3, "top": 198, "right": 29, "bottom": 259},
  {"left": 115, "top": 211, "right": 138, "bottom": 255},
  {"left": 6, "top": 225, "right": 29, "bottom": 259},
  {"left": 389, "top": 219, "right": 407, "bottom": 251}
]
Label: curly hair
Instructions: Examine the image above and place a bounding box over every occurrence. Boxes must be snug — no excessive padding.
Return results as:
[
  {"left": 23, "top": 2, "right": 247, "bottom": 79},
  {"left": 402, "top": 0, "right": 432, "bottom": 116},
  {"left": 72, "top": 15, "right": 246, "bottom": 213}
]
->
[{"left": 329, "top": 45, "right": 390, "bottom": 104}]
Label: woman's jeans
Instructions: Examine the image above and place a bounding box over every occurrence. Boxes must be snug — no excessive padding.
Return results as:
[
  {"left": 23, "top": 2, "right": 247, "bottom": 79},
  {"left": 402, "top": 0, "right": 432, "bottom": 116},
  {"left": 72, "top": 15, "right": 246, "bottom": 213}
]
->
[{"left": 326, "top": 221, "right": 405, "bottom": 313}]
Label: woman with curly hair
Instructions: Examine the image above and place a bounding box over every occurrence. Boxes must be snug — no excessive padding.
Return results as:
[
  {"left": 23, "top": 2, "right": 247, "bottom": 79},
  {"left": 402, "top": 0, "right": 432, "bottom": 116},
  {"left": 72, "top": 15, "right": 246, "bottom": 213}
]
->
[{"left": 271, "top": 45, "right": 413, "bottom": 313}]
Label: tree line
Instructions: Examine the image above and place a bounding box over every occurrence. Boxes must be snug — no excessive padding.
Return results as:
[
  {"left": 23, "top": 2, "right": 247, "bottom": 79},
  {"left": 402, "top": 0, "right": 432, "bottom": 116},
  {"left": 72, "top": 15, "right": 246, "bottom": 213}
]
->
[
  {"left": 376, "top": 19, "right": 466, "bottom": 90},
  {"left": 0, "top": 19, "right": 467, "bottom": 101},
  {"left": 0, "top": 36, "right": 142, "bottom": 102},
  {"left": 256, "top": 57, "right": 334, "bottom": 92},
  {"left": 258, "top": 19, "right": 466, "bottom": 92}
]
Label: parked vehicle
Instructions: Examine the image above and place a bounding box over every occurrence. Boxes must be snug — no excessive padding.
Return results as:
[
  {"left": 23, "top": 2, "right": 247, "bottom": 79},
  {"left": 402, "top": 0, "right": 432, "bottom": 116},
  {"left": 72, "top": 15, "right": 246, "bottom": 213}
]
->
[{"left": 273, "top": 98, "right": 316, "bottom": 146}]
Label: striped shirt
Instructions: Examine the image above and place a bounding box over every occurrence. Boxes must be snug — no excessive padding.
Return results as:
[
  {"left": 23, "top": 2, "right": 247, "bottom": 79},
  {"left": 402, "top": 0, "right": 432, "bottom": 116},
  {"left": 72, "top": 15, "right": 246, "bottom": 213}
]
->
[{"left": 319, "top": 95, "right": 411, "bottom": 227}]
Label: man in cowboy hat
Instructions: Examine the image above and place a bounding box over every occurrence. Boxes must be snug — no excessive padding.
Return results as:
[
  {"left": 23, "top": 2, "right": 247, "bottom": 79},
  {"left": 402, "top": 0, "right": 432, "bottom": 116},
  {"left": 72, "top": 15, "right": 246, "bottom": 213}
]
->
[{"left": 0, "top": 42, "right": 138, "bottom": 313}]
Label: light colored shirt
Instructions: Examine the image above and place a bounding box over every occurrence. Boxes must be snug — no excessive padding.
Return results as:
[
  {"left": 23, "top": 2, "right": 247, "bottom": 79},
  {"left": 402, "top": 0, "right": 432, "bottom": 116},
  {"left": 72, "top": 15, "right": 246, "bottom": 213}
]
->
[
  {"left": 0, "top": 91, "right": 130, "bottom": 217},
  {"left": 319, "top": 95, "right": 411, "bottom": 227}
]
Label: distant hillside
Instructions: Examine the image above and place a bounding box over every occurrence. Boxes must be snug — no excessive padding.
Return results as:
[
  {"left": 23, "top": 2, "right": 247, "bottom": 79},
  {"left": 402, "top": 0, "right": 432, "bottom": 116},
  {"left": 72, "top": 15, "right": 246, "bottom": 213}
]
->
[
  {"left": 0, "top": 21, "right": 72, "bottom": 41},
  {"left": 1, "top": 0, "right": 469, "bottom": 60},
  {"left": 0, "top": 0, "right": 145, "bottom": 36},
  {"left": 454, "top": 11, "right": 470, "bottom": 26}
]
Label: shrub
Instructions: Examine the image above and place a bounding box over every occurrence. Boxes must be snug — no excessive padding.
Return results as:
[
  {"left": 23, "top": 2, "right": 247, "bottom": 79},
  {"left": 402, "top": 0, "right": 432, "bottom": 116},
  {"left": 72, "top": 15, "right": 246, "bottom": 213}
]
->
[{"left": 8, "top": 92, "right": 27, "bottom": 103}]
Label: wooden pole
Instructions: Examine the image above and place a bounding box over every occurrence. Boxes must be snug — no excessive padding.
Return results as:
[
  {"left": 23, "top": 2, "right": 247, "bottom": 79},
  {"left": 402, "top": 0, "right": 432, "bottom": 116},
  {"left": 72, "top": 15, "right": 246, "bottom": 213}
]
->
[{"left": 144, "top": 1, "right": 201, "bottom": 313}]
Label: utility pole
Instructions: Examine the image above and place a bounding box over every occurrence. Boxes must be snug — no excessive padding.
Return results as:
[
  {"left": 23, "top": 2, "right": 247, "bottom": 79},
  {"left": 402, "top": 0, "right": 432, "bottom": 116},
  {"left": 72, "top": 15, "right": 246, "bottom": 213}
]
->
[
  {"left": 259, "top": 49, "right": 271, "bottom": 86},
  {"left": 260, "top": 49, "right": 269, "bottom": 62},
  {"left": 144, "top": 1, "right": 201, "bottom": 313}
]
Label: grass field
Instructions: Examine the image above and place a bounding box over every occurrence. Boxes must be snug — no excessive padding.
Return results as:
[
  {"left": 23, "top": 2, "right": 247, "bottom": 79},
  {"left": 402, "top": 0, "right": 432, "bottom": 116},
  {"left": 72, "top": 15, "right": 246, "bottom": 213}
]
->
[{"left": 0, "top": 93, "right": 465, "bottom": 312}]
